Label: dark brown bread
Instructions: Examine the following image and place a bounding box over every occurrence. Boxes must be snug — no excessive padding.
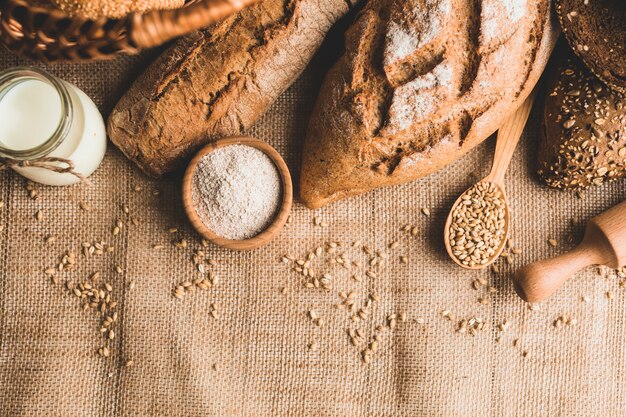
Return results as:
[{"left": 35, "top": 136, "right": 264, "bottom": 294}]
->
[
  {"left": 538, "top": 49, "right": 626, "bottom": 190},
  {"left": 300, "top": 0, "right": 558, "bottom": 208},
  {"left": 556, "top": 0, "right": 626, "bottom": 94},
  {"left": 107, "top": 0, "right": 358, "bottom": 177}
]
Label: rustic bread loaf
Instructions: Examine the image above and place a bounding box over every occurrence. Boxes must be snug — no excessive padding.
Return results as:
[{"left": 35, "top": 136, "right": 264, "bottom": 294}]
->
[
  {"left": 538, "top": 50, "right": 626, "bottom": 190},
  {"left": 49, "top": 0, "right": 184, "bottom": 19},
  {"left": 300, "top": 0, "right": 558, "bottom": 208},
  {"left": 556, "top": 0, "right": 626, "bottom": 94},
  {"left": 107, "top": 0, "right": 358, "bottom": 177}
]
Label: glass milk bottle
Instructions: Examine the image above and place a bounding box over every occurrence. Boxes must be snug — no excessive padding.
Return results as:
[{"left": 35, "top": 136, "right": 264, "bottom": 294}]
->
[{"left": 0, "top": 67, "right": 106, "bottom": 186}]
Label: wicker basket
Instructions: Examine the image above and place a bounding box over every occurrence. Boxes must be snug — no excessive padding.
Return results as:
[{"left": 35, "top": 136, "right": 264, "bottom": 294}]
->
[{"left": 0, "top": 0, "right": 257, "bottom": 62}]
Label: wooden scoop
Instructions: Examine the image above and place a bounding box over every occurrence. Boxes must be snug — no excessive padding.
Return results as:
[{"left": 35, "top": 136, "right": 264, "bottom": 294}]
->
[
  {"left": 514, "top": 200, "right": 626, "bottom": 303},
  {"left": 444, "top": 92, "right": 536, "bottom": 269}
]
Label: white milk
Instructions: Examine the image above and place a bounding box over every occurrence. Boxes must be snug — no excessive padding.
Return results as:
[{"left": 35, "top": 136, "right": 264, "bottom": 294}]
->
[
  {"left": 0, "top": 79, "right": 62, "bottom": 151},
  {"left": 0, "top": 69, "right": 106, "bottom": 186}
]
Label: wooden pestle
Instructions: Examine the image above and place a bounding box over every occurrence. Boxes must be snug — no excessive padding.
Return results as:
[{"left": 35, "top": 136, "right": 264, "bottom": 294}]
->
[{"left": 514, "top": 200, "right": 626, "bottom": 303}]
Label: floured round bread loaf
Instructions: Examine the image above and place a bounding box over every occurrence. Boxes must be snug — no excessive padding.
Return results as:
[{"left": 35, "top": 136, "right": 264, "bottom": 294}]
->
[
  {"left": 300, "top": 0, "right": 558, "bottom": 208},
  {"left": 538, "top": 50, "right": 626, "bottom": 190},
  {"left": 556, "top": 0, "right": 626, "bottom": 94}
]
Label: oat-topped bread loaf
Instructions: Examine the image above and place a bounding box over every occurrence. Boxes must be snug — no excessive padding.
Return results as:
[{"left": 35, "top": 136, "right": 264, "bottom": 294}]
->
[
  {"left": 300, "top": 0, "right": 558, "bottom": 208},
  {"left": 108, "top": 0, "right": 359, "bottom": 177},
  {"left": 556, "top": 0, "right": 626, "bottom": 94},
  {"left": 538, "top": 50, "right": 626, "bottom": 190}
]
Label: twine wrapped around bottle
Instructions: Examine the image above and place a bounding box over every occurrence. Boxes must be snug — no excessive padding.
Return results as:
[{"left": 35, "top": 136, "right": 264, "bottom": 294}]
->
[{"left": 0, "top": 156, "right": 90, "bottom": 184}]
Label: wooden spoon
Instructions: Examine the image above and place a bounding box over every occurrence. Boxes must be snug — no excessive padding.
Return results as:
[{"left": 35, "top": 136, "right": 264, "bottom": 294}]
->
[
  {"left": 514, "top": 200, "right": 626, "bottom": 303},
  {"left": 444, "top": 92, "right": 536, "bottom": 269},
  {"left": 182, "top": 136, "right": 293, "bottom": 251}
]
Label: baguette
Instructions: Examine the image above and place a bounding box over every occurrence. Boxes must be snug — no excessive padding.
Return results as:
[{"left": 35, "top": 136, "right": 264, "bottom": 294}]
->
[{"left": 107, "top": 0, "right": 358, "bottom": 177}]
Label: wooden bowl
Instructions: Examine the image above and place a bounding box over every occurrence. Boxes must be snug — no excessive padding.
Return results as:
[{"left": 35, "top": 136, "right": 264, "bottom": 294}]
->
[{"left": 182, "top": 136, "right": 292, "bottom": 250}]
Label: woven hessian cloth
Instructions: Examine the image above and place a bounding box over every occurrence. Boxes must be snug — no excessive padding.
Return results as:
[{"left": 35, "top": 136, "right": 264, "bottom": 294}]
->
[{"left": 0, "top": 38, "right": 625, "bottom": 417}]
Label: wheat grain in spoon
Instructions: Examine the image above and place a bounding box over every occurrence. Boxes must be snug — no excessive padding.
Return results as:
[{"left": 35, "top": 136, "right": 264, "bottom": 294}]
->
[{"left": 444, "top": 92, "right": 536, "bottom": 270}]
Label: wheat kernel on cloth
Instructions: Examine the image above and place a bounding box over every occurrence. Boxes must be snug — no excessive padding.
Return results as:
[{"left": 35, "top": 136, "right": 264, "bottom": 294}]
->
[{"left": 191, "top": 145, "right": 282, "bottom": 240}]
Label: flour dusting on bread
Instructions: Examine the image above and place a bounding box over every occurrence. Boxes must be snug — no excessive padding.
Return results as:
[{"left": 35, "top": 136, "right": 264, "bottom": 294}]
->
[
  {"left": 481, "top": 0, "right": 527, "bottom": 42},
  {"left": 387, "top": 61, "right": 452, "bottom": 132},
  {"left": 384, "top": 0, "right": 451, "bottom": 65}
]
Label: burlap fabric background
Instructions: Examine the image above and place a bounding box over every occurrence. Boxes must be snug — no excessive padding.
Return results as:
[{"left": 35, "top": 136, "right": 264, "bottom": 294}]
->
[{"left": 1, "top": 34, "right": 625, "bottom": 416}]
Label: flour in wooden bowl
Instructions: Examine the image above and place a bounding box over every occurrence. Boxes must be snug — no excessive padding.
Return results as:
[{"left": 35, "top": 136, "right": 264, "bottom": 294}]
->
[{"left": 191, "top": 145, "right": 282, "bottom": 240}]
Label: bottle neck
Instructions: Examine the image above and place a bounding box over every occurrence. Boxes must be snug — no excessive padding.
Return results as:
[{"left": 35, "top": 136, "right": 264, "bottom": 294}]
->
[{"left": 0, "top": 67, "right": 74, "bottom": 161}]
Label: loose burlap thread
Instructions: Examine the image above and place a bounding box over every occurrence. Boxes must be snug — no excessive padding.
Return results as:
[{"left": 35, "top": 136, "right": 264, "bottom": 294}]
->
[{"left": 0, "top": 39, "right": 625, "bottom": 417}]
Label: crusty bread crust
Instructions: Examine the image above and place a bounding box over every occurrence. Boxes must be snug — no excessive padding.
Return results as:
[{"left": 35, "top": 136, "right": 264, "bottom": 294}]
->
[
  {"left": 50, "top": 0, "right": 184, "bottom": 19},
  {"left": 556, "top": 0, "right": 626, "bottom": 94},
  {"left": 301, "top": 0, "right": 559, "bottom": 208},
  {"left": 107, "top": 0, "right": 358, "bottom": 178}
]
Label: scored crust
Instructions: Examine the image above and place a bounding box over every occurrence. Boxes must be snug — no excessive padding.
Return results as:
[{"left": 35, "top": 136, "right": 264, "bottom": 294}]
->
[
  {"left": 300, "top": 0, "right": 559, "bottom": 208},
  {"left": 107, "top": 0, "right": 359, "bottom": 177}
]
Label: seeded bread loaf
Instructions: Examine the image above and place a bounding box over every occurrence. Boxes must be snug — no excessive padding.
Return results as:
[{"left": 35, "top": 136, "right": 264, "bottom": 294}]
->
[
  {"left": 538, "top": 50, "right": 626, "bottom": 190},
  {"left": 107, "top": 0, "right": 358, "bottom": 177},
  {"left": 556, "top": 0, "right": 626, "bottom": 94},
  {"left": 300, "top": 0, "right": 558, "bottom": 208}
]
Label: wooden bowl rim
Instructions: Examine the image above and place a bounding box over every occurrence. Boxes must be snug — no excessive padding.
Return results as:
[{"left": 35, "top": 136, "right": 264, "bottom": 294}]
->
[
  {"left": 443, "top": 180, "right": 510, "bottom": 270},
  {"left": 182, "top": 136, "right": 293, "bottom": 251}
]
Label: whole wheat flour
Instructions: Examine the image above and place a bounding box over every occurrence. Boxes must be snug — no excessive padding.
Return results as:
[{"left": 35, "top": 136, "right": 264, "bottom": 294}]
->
[{"left": 191, "top": 144, "right": 281, "bottom": 240}]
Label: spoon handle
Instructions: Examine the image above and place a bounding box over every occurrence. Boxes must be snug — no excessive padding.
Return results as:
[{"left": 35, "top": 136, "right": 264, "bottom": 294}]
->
[{"left": 486, "top": 91, "right": 536, "bottom": 185}]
